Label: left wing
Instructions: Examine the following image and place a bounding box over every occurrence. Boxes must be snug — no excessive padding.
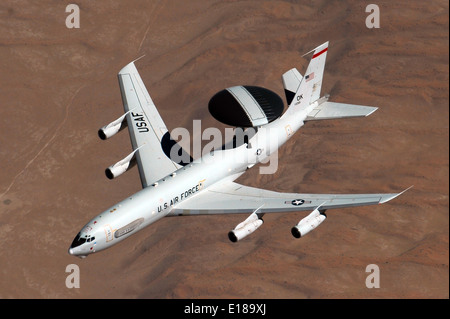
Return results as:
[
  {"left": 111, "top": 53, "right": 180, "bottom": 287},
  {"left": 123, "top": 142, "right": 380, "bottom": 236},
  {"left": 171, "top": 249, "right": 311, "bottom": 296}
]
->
[
  {"left": 118, "top": 61, "right": 191, "bottom": 187},
  {"left": 169, "top": 181, "right": 411, "bottom": 216}
]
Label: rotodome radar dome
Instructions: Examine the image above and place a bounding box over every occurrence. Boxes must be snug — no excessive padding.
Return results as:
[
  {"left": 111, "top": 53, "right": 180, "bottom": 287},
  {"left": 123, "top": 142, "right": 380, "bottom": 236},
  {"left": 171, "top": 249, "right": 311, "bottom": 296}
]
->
[{"left": 208, "top": 86, "right": 284, "bottom": 127}]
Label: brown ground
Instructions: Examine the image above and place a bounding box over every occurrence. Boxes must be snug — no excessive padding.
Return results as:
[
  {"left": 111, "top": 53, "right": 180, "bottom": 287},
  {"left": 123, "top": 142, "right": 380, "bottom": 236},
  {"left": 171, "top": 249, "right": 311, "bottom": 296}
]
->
[{"left": 0, "top": 0, "right": 448, "bottom": 299}]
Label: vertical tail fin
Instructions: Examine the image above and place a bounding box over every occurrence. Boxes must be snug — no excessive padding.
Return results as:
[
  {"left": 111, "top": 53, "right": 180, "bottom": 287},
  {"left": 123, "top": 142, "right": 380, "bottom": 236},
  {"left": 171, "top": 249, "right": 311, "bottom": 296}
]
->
[
  {"left": 281, "top": 41, "right": 329, "bottom": 108},
  {"left": 304, "top": 41, "right": 328, "bottom": 103}
]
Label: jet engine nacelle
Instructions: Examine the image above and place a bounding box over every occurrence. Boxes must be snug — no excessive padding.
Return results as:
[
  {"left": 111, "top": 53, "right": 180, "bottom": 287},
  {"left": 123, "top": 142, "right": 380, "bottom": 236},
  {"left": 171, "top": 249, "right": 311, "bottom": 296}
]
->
[
  {"left": 228, "top": 211, "right": 264, "bottom": 242},
  {"left": 105, "top": 148, "right": 139, "bottom": 179},
  {"left": 98, "top": 112, "right": 129, "bottom": 140},
  {"left": 291, "top": 206, "right": 327, "bottom": 238}
]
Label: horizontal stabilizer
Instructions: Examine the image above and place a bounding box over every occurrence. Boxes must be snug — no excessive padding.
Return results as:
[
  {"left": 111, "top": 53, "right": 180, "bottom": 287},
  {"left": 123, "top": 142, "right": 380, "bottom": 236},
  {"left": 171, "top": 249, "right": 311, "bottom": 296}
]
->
[{"left": 305, "top": 101, "right": 378, "bottom": 121}]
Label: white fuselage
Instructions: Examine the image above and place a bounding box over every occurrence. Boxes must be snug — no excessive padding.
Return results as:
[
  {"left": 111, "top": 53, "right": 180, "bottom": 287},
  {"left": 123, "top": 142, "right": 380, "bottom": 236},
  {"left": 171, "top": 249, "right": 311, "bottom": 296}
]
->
[{"left": 69, "top": 101, "right": 316, "bottom": 257}]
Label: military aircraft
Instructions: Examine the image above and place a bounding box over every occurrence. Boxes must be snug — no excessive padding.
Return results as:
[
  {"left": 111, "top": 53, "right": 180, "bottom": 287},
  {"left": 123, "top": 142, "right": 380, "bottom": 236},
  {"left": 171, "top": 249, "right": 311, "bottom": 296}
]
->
[{"left": 69, "top": 42, "right": 410, "bottom": 258}]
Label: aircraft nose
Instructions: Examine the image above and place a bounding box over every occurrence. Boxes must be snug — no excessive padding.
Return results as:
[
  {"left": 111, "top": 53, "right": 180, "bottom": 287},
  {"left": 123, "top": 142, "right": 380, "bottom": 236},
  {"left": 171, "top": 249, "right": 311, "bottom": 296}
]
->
[{"left": 68, "top": 248, "right": 74, "bottom": 255}]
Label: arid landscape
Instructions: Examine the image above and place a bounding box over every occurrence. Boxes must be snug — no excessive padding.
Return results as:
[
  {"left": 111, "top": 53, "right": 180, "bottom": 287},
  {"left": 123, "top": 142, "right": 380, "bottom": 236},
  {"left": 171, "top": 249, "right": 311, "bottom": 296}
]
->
[{"left": 0, "top": 0, "right": 448, "bottom": 299}]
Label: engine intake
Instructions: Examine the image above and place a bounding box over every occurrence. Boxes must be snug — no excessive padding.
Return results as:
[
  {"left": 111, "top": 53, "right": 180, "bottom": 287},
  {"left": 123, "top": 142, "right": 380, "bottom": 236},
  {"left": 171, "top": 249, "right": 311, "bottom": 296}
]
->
[
  {"left": 291, "top": 204, "right": 327, "bottom": 238},
  {"left": 98, "top": 112, "right": 129, "bottom": 140},
  {"left": 228, "top": 207, "right": 264, "bottom": 242},
  {"left": 105, "top": 147, "right": 141, "bottom": 179}
]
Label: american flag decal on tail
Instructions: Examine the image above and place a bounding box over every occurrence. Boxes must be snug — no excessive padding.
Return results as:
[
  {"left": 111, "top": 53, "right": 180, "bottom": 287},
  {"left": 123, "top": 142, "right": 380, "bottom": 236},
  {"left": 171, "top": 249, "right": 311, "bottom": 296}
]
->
[{"left": 305, "top": 72, "right": 315, "bottom": 82}]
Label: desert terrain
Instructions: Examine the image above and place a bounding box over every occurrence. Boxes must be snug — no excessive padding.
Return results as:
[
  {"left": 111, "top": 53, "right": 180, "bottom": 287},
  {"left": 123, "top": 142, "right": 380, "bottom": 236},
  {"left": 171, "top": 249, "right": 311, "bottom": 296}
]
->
[{"left": 0, "top": 0, "right": 448, "bottom": 299}]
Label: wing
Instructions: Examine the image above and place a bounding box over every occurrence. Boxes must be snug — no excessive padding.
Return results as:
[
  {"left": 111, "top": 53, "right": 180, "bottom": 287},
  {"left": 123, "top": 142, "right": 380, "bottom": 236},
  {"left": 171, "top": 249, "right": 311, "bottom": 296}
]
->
[
  {"left": 169, "top": 182, "right": 411, "bottom": 215},
  {"left": 118, "top": 61, "right": 189, "bottom": 187}
]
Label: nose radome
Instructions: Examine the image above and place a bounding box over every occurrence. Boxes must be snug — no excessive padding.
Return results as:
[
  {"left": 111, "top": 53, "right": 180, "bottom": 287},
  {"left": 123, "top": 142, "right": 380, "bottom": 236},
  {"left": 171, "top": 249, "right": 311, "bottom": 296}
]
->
[{"left": 68, "top": 248, "right": 74, "bottom": 255}]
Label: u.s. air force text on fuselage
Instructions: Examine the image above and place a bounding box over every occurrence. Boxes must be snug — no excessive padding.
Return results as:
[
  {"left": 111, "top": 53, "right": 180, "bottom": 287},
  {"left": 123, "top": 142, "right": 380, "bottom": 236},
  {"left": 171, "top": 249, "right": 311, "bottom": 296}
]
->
[{"left": 157, "top": 180, "right": 205, "bottom": 212}]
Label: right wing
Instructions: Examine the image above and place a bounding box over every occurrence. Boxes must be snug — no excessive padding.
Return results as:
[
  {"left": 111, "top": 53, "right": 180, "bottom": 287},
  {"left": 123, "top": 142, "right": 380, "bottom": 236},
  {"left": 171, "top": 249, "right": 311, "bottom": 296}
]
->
[
  {"left": 170, "top": 181, "right": 411, "bottom": 215},
  {"left": 118, "top": 61, "right": 191, "bottom": 187}
]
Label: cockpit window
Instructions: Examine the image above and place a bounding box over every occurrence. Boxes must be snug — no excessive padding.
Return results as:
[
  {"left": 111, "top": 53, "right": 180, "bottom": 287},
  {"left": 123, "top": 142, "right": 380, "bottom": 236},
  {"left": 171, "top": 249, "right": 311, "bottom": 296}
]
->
[{"left": 70, "top": 233, "right": 87, "bottom": 248}]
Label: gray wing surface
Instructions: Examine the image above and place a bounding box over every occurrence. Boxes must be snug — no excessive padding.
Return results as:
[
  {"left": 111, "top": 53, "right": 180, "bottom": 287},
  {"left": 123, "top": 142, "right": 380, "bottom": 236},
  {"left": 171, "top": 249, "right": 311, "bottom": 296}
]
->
[
  {"left": 118, "top": 61, "right": 180, "bottom": 187},
  {"left": 305, "top": 101, "right": 378, "bottom": 121},
  {"left": 170, "top": 182, "right": 410, "bottom": 216}
]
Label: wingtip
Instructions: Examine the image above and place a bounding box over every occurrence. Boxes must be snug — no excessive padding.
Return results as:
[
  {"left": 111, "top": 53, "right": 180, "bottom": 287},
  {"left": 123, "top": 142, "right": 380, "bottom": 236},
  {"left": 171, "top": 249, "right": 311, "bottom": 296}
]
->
[
  {"left": 119, "top": 55, "right": 146, "bottom": 75},
  {"left": 379, "top": 185, "right": 413, "bottom": 204},
  {"left": 132, "top": 54, "right": 146, "bottom": 64},
  {"left": 365, "top": 106, "right": 379, "bottom": 117}
]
